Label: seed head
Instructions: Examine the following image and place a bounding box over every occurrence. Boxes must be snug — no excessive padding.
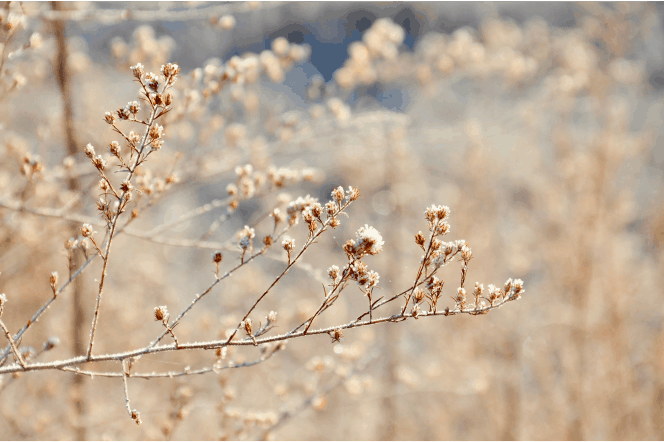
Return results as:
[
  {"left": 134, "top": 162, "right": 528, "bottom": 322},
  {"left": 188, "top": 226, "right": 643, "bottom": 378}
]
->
[
  {"left": 50, "top": 272, "right": 58, "bottom": 290},
  {"left": 213, "top": 251, "right": 223, "bottom": 263},
  {"left": 81, "top": 224, "right": 94, "bottom": 238},
  {"left": 282, "top": 237, "right": 294, "bottom": 252},
  {"left": 154, "top": 306, "right": 169, "bottom": 322},
  {"left": 243, "top": 318, "right": 253, "bottom": 335}
]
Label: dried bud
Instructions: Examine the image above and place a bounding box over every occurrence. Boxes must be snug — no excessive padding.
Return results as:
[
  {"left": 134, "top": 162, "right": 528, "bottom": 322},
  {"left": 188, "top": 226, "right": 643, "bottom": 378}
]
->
[
  {"left": 243, "top": 318, "right": 253, "bottom": 335},
  {"left": 331, "top": 328, "right": 343, "bottom": 342},
  {"left": 263, "top": 235, "right": 273, "bottom": 247},
  {"left": 120, "top": 180, "right": 133, "bottom": 193},
  {"left": 327, "top": 265, "right": 340, "bottom": 283},
  {"left": 164, "top": 93, "right": 173, "bottom": 106},
  {"left": 271, "top": 208, "right": 284, "bottom": 224},
  {"left": 0, "top": 293, "right": 7, "bottom": 309},
  {"left": 154, "top": 306, "right": 169, "bottom": 322},
  {"left": 267, "top": 311, "right": 277, "bottom": 322},
  {"left": 346, "top": 186, "right": 360, "bottom": 201},
  {"left": 84, "top": 143, "right": 95, "bottom": 158},
  {"left": 461, "top": 245, "right": 472, "bottom": 261},
  {"left": 413, "top": 288, "right": 425, "bottom": 303},
  {"left": 131, "top": 63, "right": 145, "bottom": 78},
  {"left": 50, "top": 272, "right": 58, "bottom": 290},
  {"left": 81, "top": 224, "right": 94, "bottom": 238},
  {"left": 99, "top": 179, "right": 109, "bottom": 191},
  {"left": 131, "top": 410, "right": 141, "bottom": 425},
  {"left": 92, "top": 155, "right": 106, "bottom": 171},
  {"left": 415, "top": 231, "right": 426, "bottom": 248},
  {"left": 332, "top": 186, "right": 345, "bottom": 203},
  {"left": 311, "top": 202, "right": 323, "bottom": 218},
  {"left": 104, "top": 112, "right": 116, "bottom": 124},
  {"left": 129, "top": 101, "right": 140, "bottom": 114},
  {"left": 213, "top": 252, "right": 223, "bottom": 263},
  {"left": 282, "top": 237, "right": 294, "bottom": 252}
]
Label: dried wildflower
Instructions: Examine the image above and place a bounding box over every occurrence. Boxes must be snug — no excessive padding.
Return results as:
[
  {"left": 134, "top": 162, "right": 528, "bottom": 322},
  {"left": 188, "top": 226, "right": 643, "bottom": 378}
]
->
[
  {"left": 131, "top": 410, "right": 141, "bottom": 425},
  {"left": 328, "top": 265, "right": 340, "bottom": 283},
  {"left": 213, "top": 252, "right": 223, "bottom": 264},
  {"left": 109, "top": 141, "right": 121, "bottom": 156},
  {"left": 50, "top": 272, "right": 58, "bottom": 290},
  {"left": 92, "top": 155, "right": 106, "bottom": 171},
  {"left": 282, "top": 237, "right": 294, "bottom": 252},
  {"left": 346, "top": 186, "right": 360, "bottom": 201},
  {"left": 154, "top": 306, "right": 169, "bottom": 322},
  {"left": 267, "top": 311, "right": 277, "bottom": 323},
  {"left": 104, "top": 112, "right": 115, "bottom": 124},
  {"left": 263, "top": 235, "right": 273, "bottom": 247},
  {"left": 161, "top": 63, "right": 180, "bottom": 82},
  {"left": 413, "top": 288, "right": 425, "bottom": 304},
  {"left": 80, "top": 224, "right": 94, "bottom": 238},
  {"left": 415, "top": 231, "right": 426, "bottom": 249},
  {"left": 461, "top": 244, "right": 473, "bottom": 261},
  {"left": 131, "top": 63, "right": 145, "bottom": 78},
  {"left": 365, "top": 270, "right": 380, "bottom": 289},
  {"left": 243, "top": 318, "right": 253, "bottom": 335},
  {"left": 128, "top": 101, "right": 140, "bottom": 114},
  {"left": 271, "top": 208, "right": 284, "bottom": 225},
  {"left": 348, "top": 225, "right": 384, "bottom": 258},
  {"left": 238, "top": 225, "right": 255, "bottom": 250},
  {"left": 149, "top": 124, "right": 164, "bottom": 140},
  {"left": 331, "top": 328, "right": 343, "bottom": 343},
  {"left": 84, "top": 143, "right": 95, "bottom": 158},
  {"left": 332, "top": 186, "right": 345, "bottom": 203},
  {"left": 226, "top": 183, "right": 238, "bottom": 196}
]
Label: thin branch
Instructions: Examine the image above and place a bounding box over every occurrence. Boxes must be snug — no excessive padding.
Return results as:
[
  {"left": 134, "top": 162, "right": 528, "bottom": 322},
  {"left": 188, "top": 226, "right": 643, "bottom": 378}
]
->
[
  {"left": 0, "top": 318, "right": 26, "bottom": 369},
  {"left": 121, "top": 359, "right": 141, "bottom": 425},
  {"left": 0, "top": 295, "right": 520, "bottom": 376},
  {"left": 59, "top": 347, "right": 279, "bottom": 379}
]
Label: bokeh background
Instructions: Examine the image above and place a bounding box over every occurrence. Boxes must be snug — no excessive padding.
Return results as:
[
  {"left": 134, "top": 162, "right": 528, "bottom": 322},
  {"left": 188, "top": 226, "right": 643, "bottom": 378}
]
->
[{"left": 0, "top": 1, "right": 663, "bottom": 440}]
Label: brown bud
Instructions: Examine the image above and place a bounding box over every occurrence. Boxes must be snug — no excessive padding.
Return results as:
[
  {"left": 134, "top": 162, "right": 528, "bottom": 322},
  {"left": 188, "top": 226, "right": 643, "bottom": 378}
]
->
[
  {"left": 213, "top": 251, "right": 223, "bottom": 263},
  {"left": 154, "top": 305, "right": 169, "bottom": 322},
  {"left": 243, "top": 318, "right": 253, "bottom": 335}
]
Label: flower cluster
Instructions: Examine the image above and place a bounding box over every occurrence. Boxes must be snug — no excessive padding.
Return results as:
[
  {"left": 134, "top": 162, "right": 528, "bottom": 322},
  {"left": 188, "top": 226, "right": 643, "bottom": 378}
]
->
[{"left": 343, "top": 224, "right": 384, "bottom": 259}]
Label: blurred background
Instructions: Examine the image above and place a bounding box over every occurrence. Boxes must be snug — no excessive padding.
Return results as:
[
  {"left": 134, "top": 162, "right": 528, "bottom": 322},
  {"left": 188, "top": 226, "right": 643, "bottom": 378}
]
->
[{"left": 0, "top": 1, "right": 663, "bottom": 440}]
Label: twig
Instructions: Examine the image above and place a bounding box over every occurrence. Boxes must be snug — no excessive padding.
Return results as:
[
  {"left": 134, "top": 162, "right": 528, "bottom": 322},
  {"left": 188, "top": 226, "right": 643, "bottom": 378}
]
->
[
  {"left": 0, "top": 318, "right": 26, "bottom": 369},
  {"left": 0, "top": 295, "right": 520, "bottom": 376}
]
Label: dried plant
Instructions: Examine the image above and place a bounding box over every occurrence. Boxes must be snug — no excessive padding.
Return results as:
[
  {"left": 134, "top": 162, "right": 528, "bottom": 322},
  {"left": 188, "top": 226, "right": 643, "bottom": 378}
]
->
[{"left": 0, "top": 2, "right": 661, "bottom": 440}]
